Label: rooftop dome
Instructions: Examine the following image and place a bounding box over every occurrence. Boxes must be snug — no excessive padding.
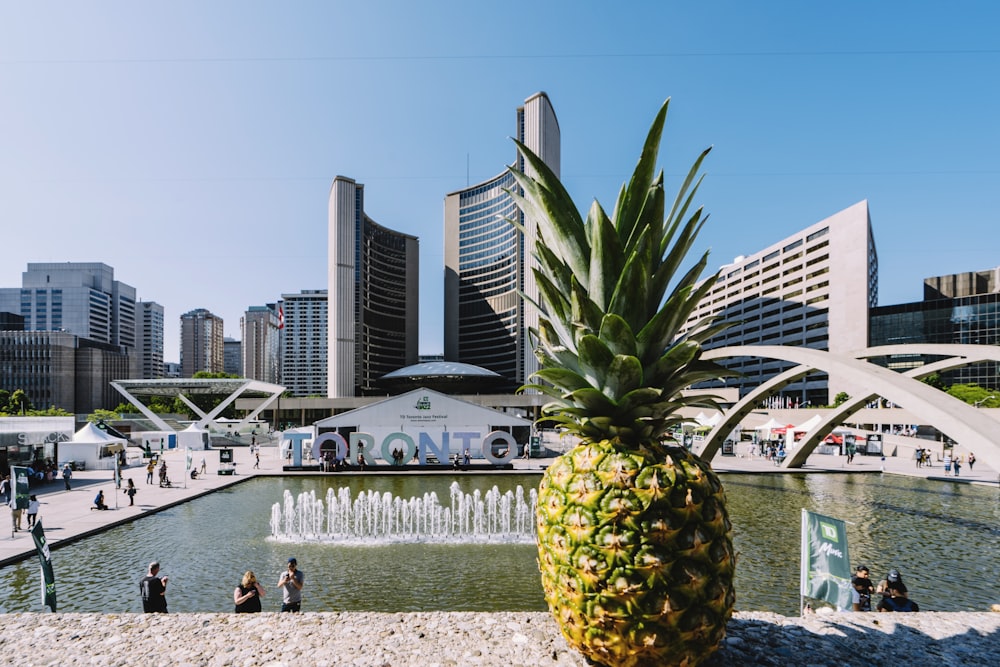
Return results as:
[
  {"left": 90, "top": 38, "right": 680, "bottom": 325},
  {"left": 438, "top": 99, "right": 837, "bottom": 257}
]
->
[{"left": 377, "top": 361, "right": 509, "bottom": 394}]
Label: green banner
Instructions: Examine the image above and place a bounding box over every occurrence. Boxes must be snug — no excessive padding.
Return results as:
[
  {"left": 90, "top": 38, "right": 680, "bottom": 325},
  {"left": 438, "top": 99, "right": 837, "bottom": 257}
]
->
[
  {"left": 11, "top": 466, "right": 30, "bottom": 510},
  {"left": 800, "top": 509, "right": 852, "bottom": 610},
  {"left": 30, "top": 520, "right": 57, "bottom": 612}
]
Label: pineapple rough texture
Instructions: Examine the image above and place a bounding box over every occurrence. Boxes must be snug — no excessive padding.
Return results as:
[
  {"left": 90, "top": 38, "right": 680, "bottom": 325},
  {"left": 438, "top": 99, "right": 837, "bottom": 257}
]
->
[{"left": 509, "top": 99, "right": 736, "bottom": 667}]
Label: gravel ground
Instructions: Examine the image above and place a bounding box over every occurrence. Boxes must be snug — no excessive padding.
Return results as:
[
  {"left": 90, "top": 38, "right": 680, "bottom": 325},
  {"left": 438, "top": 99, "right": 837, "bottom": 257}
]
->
[{"left": 1, "top": 611, "right": 998, "bottom": 667}]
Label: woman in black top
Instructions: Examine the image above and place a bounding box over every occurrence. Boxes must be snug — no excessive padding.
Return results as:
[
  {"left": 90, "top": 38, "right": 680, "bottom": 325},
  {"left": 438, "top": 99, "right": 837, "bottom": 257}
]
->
[{"left": 234, "top": 571, "right": 265, "bottom": 612}]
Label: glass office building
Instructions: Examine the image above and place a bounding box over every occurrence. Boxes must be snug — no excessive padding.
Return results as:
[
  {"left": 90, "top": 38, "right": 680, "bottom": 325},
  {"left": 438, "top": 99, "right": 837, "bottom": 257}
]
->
[
  {"left": 444, "top": 92, "right": 560, "bottom": 389},
  {"left": 870, "top": 268, "right": 1000, "bottom": 390}
]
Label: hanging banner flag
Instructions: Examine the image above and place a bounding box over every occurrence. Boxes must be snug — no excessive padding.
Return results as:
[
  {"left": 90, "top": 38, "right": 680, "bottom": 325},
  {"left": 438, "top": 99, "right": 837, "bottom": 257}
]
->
[
  {"left": 11, "top": 466, "right": 30, "bottom": 510},
  {"left": 800, "top": 509, "right": 852, "bottom": 610},
  {"left": 30, "top": 520, "right": 57, "bottom": 612}
]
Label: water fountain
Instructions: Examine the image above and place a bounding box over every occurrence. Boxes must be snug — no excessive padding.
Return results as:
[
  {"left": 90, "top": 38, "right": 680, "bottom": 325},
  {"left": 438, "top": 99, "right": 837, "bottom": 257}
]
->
[{"left": 269, "top": 481, "right": 538, "bottom": 544}]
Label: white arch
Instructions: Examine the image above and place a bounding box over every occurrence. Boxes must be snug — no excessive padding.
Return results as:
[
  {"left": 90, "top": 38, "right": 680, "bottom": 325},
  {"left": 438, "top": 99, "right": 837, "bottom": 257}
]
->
[
  {"left": 782, "top": 345, "right": 1000, "bottom": 467},
  {"left": 699, "top": 345, "right": 1000, "bottom": 473}
]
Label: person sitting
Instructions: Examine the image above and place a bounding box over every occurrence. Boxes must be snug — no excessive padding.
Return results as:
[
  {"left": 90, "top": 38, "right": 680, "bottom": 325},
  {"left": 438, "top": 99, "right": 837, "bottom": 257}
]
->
[
  {"left": 877, "top": 588, "right": 919, "bottom": 612},
  {"left": 92, "top": 490, "right": 109, "bottom": 510},
  {"left": 190, "top": 468, "right": 199, "bottom": 480},
  {"left": 876, "top": 568, "right": 908, "bottom": 600}
]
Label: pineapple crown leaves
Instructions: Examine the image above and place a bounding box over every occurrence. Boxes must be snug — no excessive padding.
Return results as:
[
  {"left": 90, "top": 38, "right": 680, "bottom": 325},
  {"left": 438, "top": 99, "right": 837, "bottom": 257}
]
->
[{"left": 508, "top": 98, "right": 734, "bottom": 443}]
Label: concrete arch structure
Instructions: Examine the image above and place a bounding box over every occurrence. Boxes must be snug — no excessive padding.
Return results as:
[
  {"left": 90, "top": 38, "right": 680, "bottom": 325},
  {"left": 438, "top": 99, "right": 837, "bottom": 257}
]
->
[
  {"left": 782, "top": 345, "right": 1000, "bottom": 468},
  {"left": 699, "top": 345, "right": 1000, "bottom": 474}
]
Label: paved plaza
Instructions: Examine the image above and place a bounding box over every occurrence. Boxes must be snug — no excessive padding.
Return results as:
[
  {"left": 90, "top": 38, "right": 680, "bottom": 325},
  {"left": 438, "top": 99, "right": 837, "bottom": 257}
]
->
[{"left": 2, "top": 443, "right": 997, "bottom": 568}]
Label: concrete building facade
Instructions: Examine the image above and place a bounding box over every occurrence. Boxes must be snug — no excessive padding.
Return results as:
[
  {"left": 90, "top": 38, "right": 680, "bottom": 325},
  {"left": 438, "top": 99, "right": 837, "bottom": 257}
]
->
[
  {"left": 0, "top": 262, "right": 137, "bottom": 352},
  {"left": 328, "top": 177, "right": 419, "bottom": 397},
  {"left": 0, "top": 331, "right": 133, "bottom": 413},
  {"left": 684, "top": 200, "right": 878, "bottom": 405},
  {"left": 180, "top": 308, "right": 224, "bottom": 377},
  {"left": 443, "top": 92, "right": 560, "bottom": 390},
  {"left": 280, "top": 290, "right": 328, "bottom": 397},
  {"left": 136, "top": 301, "right": 164, "bottom": 379},
  {"left": 241, "top": 305, "right": 280, "bottom": 384}
]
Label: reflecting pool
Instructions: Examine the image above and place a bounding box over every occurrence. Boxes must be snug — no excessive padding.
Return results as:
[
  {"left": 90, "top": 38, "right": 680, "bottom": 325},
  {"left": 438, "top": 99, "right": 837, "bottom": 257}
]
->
[{"left": 0, "top": 473, "right": 997, "bottom": 615}]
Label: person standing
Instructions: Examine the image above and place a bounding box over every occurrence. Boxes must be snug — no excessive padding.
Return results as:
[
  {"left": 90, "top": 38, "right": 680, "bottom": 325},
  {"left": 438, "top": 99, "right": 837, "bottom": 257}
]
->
[
  {"left": 234, "top": 571, "right": 265, "bottom": 612},
  {"left": 253, "top": 449, "right": 260, "bottom": 469},
  {"left": 26, "top": 495, "right": 40, "bottom": 528},
  {"left": 0, "top": 474, "right": 10, "bottom": 505},
  {"left": 851, "top": 565, "right": 874, "bottom": 611},
  {"left": 146, "top": 459, "right": 155, "bottom": 485},
  {"left": 277, "top": 557, "right": 304, "bottom": 612},
  {"left": 9, "top": 495, "right": 24, "bottom": 532},
  {"left": 953, "top": 454, "right": 962, "bottom": 477},
  {"left": 140, "top": 561, "right": 169, "bottom": 613},
  {"left": 200, "top": 456, "right": 207, "bottom": 475},
  {"left": 124, "top": 478, "right": 137, "bottom": 506},
  {"left": 968, "top": 452, "right": 976, "bottom": 471},
  {"left": 62, "top": 464, "right": 72, "bottom": 491}
]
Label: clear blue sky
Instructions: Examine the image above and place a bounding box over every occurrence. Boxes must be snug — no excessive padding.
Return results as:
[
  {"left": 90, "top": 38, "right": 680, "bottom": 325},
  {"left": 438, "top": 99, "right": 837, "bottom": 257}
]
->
[{"left": 2, "top": 2, "right": 998, "bottom": 363}]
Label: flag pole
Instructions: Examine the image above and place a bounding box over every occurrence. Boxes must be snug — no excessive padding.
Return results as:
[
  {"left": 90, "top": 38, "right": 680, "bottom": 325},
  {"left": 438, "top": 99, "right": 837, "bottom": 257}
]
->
[{"left": 800, "top": 509, "right": 807, "bottom": 615}]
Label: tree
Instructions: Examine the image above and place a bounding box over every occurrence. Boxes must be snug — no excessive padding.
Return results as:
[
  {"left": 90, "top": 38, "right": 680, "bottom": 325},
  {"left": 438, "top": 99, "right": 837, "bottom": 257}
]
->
[
  {"left": 833, "top": 391, "right": 850, "bottom": 407},
  {"left": 8, "top": 389, "right": 30, "bottom": 415}
]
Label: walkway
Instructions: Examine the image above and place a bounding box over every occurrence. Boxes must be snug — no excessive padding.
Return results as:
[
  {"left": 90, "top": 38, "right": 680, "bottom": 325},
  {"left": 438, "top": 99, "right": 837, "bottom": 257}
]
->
[{"left": 3, "top": 443, "right": 996, "bottom": 568}]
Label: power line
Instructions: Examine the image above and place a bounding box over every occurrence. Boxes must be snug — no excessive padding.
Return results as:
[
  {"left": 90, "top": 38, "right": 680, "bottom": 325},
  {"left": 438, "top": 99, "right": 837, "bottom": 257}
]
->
[{"left": 2, "top": 49, "right": 999, "bottom": 66}]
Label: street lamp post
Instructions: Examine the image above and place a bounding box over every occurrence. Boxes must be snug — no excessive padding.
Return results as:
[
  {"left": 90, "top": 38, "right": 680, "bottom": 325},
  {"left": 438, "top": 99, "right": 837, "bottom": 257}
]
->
[{"left": 973, "top": 395, "right": 996, "bottom": 408}]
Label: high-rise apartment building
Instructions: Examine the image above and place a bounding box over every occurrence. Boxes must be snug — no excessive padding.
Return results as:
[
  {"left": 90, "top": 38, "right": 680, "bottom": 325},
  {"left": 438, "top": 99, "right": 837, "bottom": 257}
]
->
[
  {"left": 684, "top": 200, "right": 878, "bottom": 405},
  {"left": 328, "top": 177, "right": 419, "bottom": 397},
  {"left": 135, "top": 301, "right": 164, "bottom": 379},
  {"left": 180, "top": 308, "right": 224, "bottom": 377},
  {"left": 241, "top": 305, "right": 280, "bottom": 384},
  {"left": 443, "top": 92, "right": 560, "bottom": 389},
  {"left": 280, "top": 290, "right": 328, "bottom": 397}
]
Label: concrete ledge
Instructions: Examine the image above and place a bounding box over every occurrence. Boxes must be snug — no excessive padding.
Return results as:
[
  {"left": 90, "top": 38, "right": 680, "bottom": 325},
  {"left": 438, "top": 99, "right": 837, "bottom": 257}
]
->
[{"left": 1, "top": 611, "right": 998, "bottom": 666}]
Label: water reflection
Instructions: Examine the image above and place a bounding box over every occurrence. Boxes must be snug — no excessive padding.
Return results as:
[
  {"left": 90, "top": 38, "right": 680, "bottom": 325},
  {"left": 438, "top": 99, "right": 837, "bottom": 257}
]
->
[{"left": 0, "top": 473, "right": 996, "bottom": 616}]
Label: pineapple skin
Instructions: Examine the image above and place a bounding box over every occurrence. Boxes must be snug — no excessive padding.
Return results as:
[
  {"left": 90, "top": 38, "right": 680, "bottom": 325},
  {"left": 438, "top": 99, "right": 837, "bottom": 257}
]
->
[{"left": 537, "top": 439, "right": 736, "bottom": 667}]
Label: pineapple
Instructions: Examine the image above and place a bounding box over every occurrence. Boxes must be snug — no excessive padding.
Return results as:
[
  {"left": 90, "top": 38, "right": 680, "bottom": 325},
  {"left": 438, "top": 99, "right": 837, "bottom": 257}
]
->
[{"left": 508, "top": 99, "right": 736, "bottom": 667}]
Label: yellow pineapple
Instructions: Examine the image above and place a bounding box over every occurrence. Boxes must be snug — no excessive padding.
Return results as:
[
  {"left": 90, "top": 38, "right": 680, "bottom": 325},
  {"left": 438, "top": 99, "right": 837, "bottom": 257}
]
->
[{"left": 509, "top": 99, "right": 736, "bottom": 667}]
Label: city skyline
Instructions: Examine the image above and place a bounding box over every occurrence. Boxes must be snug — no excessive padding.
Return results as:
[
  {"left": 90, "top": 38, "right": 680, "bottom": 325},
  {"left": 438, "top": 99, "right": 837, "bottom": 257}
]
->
[{"left": 3, "top": 3, "right": 999, "bottom": 363}]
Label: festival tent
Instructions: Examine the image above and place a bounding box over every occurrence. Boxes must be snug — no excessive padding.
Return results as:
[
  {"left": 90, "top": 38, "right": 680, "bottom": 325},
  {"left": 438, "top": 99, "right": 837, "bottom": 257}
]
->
[
  {"left": 793, "top": 414, "right": 823, "bottom": 434},
  {"left": 177, "top": 423, "right": 210, "bottom": 450},
  {"left": 58, "top": 422, "right": 127, "bottom": 471},
  {"left": 754, "top": 417, "right": 785, "bottom": 432}
]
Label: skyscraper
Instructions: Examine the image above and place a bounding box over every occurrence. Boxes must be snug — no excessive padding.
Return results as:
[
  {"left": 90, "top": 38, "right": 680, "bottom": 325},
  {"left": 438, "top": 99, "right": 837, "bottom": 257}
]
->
[
  {"left": 180, "top": 308, "right": 224, "bottom": 377},
  {"left": 0, "top": 262, "right": 142, "bottom": 411},
  {"left": 328, "top": 177, "right": 419, "bottom": 397},
  {"left": 0, "top": 262, "right": 137, "bottom": 349},
  {"left": 241, "top": 305, "right": 280, "bottom": 384},
  {"left": 280, "top": 290, "right": 328, "bottom": 397},
  {"left": 443, "top": 92, "right": 561, "bottom": 389},
  {"left": 223, "top": 337, "right": 243, "bottom": 376},
  {"left": 136, "top": 301, "right": 164, "bottom": 379}
]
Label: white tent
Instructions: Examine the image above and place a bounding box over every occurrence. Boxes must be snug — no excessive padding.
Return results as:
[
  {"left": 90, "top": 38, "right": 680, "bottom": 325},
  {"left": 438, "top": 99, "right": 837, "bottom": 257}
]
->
[
  {"left": 178, "top": 423, "right": 210, "bottom": 450},
  {"left": 792, "top": 414, "right": 823, "bottom": 433},
  {"left": 59, "top": 422, "right": 127, "bottom": 471},
  {"left": 754, "top": 417, "right": 785, "bottom": 432}
]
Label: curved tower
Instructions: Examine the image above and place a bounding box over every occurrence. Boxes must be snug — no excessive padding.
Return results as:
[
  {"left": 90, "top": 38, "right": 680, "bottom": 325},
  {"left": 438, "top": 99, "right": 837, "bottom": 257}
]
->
[
  {"left": 328, "top": 176, "right": 419, "bottom": 397},
  {"left": 444, "top": 92, "right": 560, "bottom": 389}
]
